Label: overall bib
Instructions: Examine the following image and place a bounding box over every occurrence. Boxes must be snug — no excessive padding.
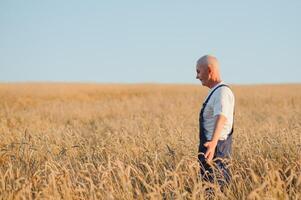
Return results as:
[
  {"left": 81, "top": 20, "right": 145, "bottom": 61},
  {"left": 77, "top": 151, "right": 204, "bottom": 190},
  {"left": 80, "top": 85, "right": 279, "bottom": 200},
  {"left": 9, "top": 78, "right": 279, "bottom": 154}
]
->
[{"left": 198, "top": 84, "right": 233, "bottom": 186}]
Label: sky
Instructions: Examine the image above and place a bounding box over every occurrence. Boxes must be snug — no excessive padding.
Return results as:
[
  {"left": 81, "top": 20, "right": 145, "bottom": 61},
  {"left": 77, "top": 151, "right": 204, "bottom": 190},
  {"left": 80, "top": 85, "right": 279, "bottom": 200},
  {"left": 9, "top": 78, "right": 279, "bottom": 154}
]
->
[{"left": 1, "top": 0, "right": 300, "bottom": 84}]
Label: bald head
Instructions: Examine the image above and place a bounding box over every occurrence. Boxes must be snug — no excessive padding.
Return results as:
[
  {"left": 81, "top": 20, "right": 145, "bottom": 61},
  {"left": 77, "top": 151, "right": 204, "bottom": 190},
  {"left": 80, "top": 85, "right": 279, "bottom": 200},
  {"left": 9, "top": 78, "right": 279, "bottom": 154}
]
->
[{"left": 196, "top": 55, "right": 219, "bottom": 70}]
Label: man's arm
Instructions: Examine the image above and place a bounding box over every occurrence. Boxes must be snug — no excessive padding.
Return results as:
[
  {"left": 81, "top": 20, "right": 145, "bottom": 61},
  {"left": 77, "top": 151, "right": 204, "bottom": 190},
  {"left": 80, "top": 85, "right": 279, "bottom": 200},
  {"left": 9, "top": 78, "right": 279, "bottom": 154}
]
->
[{"left": 204, "top": 114, "right": 227, "bottom": 162}]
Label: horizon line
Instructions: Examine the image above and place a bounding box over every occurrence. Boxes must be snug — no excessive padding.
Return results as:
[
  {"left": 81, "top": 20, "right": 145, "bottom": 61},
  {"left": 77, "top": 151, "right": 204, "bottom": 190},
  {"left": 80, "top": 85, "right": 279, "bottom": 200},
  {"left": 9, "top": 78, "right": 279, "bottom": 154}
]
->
[{"left": 0, "top": 81, "right": 300, "bottom": 86}]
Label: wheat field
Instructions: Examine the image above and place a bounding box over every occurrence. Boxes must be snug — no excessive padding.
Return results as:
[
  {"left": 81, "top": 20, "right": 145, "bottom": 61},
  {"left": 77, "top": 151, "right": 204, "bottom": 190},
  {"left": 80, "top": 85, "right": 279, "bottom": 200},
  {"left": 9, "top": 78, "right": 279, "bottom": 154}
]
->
[{"left": 0, "top": 83, "right": 300, "bottom": 200}]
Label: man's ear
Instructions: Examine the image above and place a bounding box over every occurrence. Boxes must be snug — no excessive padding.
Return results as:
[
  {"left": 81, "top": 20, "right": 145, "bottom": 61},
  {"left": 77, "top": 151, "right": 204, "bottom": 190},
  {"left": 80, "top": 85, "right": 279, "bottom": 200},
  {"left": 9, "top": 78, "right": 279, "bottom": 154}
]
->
[{"left": 207, "top": 65, "right": 212, "bottom": 75}]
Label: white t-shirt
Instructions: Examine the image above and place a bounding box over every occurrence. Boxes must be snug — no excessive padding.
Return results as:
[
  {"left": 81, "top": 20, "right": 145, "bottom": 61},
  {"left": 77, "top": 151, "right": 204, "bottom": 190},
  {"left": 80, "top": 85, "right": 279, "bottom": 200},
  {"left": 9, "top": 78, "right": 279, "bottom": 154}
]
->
[{"left": 202, "top": 82, "right": 235, "bottom": 140}]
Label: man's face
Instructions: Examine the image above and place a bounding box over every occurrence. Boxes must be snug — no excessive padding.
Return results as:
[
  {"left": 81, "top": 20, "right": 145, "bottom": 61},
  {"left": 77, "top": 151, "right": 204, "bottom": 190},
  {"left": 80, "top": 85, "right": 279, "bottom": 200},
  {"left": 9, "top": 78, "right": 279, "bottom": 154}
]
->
[{"left": 196, "top": 65, "right": 209, "bottom": 87}]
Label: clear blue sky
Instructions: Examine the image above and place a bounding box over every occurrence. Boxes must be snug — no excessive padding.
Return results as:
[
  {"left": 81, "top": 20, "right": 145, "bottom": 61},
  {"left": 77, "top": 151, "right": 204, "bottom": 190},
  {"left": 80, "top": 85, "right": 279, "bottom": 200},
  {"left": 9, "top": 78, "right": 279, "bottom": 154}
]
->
[{"left": 1, "top": 1, "right": 300, "bottom": 84}]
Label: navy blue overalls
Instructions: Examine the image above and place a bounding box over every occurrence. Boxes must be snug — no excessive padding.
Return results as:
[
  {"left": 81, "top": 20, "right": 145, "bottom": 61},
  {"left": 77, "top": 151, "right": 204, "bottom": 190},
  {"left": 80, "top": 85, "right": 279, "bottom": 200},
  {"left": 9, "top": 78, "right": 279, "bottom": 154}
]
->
[{"left": 198, "top": 84, "right": 233, "bottom": 186}]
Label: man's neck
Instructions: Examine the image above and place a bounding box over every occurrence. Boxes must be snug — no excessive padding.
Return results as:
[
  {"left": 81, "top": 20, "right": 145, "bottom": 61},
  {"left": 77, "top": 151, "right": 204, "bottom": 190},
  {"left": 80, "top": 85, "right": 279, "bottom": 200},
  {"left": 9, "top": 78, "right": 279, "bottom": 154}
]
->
[{"left": 208, "top": 80, "right": 222, "bottom": 89}]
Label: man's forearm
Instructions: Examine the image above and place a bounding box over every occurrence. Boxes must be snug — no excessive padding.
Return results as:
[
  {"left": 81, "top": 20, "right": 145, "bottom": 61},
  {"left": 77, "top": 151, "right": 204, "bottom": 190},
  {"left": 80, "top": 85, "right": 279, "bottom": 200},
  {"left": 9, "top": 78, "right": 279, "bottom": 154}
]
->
[{"left": 211, "top": 114, "right": 227, "bottom": 144}]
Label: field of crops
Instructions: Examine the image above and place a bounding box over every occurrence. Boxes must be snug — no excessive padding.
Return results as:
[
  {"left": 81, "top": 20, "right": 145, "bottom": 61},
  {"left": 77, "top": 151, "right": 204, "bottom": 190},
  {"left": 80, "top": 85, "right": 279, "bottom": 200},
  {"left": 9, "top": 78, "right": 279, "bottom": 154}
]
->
[{"left": 0, "top": 83, "right": 300, "bottom": 199}]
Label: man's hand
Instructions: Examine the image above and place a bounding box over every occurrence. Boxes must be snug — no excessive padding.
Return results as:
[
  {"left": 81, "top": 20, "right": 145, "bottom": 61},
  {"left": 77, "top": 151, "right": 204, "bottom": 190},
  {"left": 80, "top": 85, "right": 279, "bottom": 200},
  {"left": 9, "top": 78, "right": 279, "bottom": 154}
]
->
[{"left": 204, "top": 140, "right": 218, "bottom": 162}]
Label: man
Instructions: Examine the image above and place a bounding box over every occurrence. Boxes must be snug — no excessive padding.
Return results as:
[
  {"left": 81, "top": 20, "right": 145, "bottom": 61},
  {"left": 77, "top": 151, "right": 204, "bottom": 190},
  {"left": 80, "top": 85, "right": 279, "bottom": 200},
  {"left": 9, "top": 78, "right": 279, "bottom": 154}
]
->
[{"left": 196, "top": 55, "right": 235, "bottom": 188}]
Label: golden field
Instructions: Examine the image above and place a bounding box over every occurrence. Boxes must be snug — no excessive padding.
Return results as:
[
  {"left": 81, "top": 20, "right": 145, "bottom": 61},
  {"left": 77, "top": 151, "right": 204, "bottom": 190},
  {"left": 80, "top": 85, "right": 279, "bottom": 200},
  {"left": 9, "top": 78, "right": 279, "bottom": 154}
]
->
[{"left": 0, "top": 83, "right": 300, "bottom": 200}]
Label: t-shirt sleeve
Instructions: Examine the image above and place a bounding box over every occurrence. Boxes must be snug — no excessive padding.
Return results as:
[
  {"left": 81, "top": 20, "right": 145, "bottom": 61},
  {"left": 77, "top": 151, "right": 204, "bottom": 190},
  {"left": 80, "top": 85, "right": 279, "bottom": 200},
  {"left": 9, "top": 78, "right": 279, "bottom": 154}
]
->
[{"left": 213, "top": 88, "right": 234, "bottom": 120}]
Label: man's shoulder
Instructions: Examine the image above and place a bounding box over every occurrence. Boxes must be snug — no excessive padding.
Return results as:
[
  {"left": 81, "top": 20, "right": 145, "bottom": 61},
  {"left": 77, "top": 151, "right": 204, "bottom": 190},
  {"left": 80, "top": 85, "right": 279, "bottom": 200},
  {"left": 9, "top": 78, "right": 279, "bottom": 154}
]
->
[
  {"left": 215, "top": 83, "right": 234, "bottom": 94},
  {"left": 220, "top": 85, "right": 234, "bottom": 94},
  {"left": 213, "top": 85, "right": 235, "bottom": 101}
]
